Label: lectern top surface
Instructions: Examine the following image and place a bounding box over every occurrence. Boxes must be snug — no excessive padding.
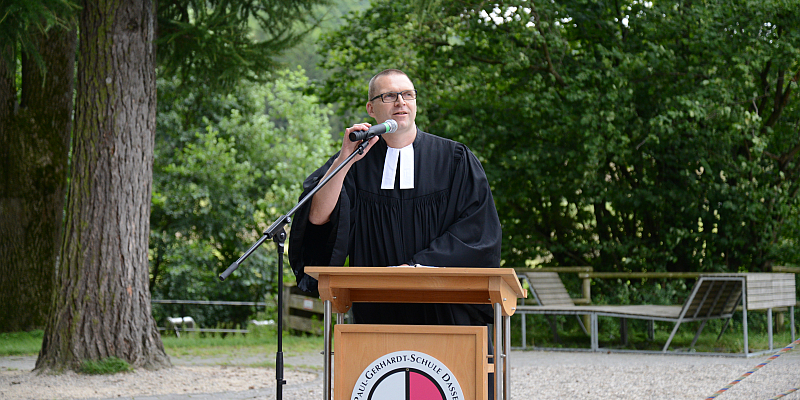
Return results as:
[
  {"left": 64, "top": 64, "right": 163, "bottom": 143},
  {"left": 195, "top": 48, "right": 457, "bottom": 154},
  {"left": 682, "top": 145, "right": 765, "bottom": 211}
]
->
[{"left": 305, "top": 266, "right": 526, "bottom": 299}]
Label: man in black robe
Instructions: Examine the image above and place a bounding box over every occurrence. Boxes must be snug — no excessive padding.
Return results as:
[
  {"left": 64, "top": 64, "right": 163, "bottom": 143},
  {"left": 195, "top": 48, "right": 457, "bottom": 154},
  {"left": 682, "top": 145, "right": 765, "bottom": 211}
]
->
[{"left": 288, "top": 69, "right": 501, "bottom": 327}]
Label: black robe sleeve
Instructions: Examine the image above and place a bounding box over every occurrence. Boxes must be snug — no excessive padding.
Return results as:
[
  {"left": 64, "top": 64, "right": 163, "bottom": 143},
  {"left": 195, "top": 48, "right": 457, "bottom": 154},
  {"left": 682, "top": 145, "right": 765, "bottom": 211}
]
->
[
  {"left": 407, "top": 143, "right": 502, "bottom": 268},
  {"left": 288, "top": 152, "right": 350, "bottom": 296}
]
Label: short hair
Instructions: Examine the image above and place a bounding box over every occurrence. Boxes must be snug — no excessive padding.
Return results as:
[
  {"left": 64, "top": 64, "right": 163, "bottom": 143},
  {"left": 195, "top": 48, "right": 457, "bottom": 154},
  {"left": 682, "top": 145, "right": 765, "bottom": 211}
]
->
[{"left": 368, "top": 69, "right": 411, "bottom": 101}]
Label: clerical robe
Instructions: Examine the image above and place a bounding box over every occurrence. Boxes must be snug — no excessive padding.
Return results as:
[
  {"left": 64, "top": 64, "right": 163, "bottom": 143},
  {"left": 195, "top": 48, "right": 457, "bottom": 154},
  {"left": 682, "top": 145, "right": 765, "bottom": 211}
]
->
[{"left": 288, "top": 129, "right": 502, "bottom": 326}]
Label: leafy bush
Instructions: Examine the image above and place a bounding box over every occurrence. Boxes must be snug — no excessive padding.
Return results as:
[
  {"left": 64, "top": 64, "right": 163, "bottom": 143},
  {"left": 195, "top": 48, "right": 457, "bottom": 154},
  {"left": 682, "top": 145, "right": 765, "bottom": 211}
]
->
[{"left": 150, "top": 67, "right": 334, "bottom": 328}]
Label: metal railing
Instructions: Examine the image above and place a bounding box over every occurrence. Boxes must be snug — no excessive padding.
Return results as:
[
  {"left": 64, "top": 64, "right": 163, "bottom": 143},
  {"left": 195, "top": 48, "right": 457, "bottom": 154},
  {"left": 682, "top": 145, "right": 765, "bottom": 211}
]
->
[{"left": 151, "top": 299, "right": 270, "bottom": 335}]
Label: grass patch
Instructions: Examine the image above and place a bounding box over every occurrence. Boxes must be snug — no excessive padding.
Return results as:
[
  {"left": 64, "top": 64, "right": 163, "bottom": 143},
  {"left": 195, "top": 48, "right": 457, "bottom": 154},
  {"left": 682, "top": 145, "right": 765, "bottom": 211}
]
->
[
  {"left": 0, "top": 330, "right": 44, "bottom": 356},
  {"left": 79, "top": 356, "right": 132, "bottom": 375},
  {"left": 161, "top": 325, "right": 324, "bottom": 363},
  {"left": 0, "top": 326, "right": 323, "bottom": 367}
]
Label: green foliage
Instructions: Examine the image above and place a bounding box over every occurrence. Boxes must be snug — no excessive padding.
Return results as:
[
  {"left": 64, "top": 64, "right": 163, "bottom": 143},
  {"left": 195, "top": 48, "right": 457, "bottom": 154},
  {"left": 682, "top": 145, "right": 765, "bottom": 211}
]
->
[
  {"left": 0, "top": 0, "right": 78, "bottom": 69},
  {"left": 273, "top": 0, "right": 371, "bottom": 82},
  {"left": 150, "top": 67, "right": 334, "bottom": 328},
  {"left": 78, "top": 357, "right": 132, "bottom": 375},
  {"left": 157, "top": 0, "right": 331, "bottom": 88},
  {"left": 317, "top": 0, "right": 800, "bottom": 273},
  {"left": 591, "top": 279, "right": 689, "bottom": 307},
  {"left": 2, "top": 0, "right": 328, "bottom": 88}
]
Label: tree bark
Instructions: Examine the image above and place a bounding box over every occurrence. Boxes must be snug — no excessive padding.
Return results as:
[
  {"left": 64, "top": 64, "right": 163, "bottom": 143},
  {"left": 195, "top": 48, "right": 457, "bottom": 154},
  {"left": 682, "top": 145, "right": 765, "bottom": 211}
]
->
[
  {"left": 0, "top": 26, "right": 75, "bottom": 332},
  {"left": 36, "top": 0, "right": 170, "bottom": 371}
]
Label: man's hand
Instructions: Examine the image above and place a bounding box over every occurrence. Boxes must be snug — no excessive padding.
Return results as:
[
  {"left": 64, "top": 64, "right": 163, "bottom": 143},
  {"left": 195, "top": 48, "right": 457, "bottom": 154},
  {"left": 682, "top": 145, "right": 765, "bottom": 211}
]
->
[
  {"left": 340, "top": 123, "right": 380, "bottom": 164},
  {"left": 308, "top": 123, "right": 380, "bottom": 225}
]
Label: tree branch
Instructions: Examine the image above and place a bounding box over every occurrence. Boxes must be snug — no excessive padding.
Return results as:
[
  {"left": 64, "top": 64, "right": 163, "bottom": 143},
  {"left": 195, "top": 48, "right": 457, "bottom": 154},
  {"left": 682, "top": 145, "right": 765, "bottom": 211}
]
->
[
  {"left": 757, "top": 60, "right": 772, "bottom": 116},
  {"left": 528, "top": 4, "right": 567, "bottom": 87},
  {"left": 763, "top": 68, "right": 799, "bottom": 129},
  {"left": 763, "top": 151, "right": 782, "bottom": 162},
  {"left": 779, "top": 140, "right": 800, "bottom": 170}
]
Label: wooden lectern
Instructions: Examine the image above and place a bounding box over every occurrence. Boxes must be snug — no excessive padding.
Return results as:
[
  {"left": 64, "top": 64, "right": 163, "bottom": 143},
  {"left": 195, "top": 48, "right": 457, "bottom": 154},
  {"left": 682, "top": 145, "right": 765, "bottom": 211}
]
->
[{"left": 305, "top": 267, "right": 526, "bottom": 400}]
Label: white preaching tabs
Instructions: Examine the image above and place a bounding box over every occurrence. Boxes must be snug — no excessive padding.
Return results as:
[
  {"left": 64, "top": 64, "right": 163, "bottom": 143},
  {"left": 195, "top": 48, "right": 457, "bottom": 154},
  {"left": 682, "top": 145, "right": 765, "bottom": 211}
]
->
[
  {"left": 387, "top": 264, "right": 439, "bottom": 268},
  {"left": 380, "top": 144, "right": 414, "bottom": 190}
]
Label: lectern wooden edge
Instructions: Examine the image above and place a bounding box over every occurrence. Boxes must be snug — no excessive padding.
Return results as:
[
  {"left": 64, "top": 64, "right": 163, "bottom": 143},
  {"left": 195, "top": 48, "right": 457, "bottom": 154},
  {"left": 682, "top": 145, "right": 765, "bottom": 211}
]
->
[{"left": 305, "top": 267, "right": 527, "bottom": 400}]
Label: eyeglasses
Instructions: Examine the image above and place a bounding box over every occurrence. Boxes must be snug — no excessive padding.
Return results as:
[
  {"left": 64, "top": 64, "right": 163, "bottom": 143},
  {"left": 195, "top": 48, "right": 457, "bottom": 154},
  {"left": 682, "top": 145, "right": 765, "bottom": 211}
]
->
[{"left": 370, "top": 89, "right": 417, "bottom": 103}]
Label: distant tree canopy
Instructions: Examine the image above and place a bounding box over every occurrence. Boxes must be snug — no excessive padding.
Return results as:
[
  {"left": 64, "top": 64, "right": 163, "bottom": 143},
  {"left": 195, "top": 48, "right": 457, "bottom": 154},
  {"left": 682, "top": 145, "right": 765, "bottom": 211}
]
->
[
  {"left": 157, "top": 0, "right": 330, "bottom": 88},
  {"left": 317, "top": 0, "right": 800, "bottom": 273},
  {"left": 150, "top": 68, "right": 333, "bottom": 327}
]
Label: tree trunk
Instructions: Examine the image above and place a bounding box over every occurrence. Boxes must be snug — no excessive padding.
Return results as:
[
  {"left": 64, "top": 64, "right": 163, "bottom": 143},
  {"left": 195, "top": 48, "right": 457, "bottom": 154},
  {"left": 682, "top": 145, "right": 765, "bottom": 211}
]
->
[
  {"left": 36, "top": 0, "right": 170, "bottom": 371},
  {"left": 0, "top": 26, "right": 75, "bottom": 332}
]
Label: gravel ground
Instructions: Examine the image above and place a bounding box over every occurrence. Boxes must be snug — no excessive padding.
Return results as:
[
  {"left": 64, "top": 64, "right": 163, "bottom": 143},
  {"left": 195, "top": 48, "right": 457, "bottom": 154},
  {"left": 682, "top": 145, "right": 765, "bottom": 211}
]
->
[
  {"left": 509, "top": 350, "right": 800, "bottom": 399},
  {"left": 0, "top": 350, "right": 321, "bottom": 400},
  {"left": 0, "top": 364, "right": 316, "bottom": 399},
  {"left": 2, "top": 348, "right": 799, "bottom": 399}
]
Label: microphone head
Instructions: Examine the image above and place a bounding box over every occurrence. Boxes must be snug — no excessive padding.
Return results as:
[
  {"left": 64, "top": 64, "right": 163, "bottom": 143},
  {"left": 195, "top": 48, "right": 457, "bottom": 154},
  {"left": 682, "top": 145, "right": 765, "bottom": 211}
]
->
[{"left": 384, "top": 119, "right": 398, "bottom": 134}]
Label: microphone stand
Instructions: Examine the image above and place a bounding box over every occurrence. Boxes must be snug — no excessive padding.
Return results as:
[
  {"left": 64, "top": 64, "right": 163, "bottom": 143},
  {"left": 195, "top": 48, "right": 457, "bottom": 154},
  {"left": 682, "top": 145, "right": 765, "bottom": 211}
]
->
[{"left": 218, "top": 136, "right": 374, "bottom": 400}]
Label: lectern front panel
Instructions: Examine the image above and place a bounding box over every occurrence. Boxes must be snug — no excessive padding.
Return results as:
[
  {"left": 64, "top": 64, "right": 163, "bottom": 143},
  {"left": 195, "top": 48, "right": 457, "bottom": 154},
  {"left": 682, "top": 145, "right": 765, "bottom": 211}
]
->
[{"left": 334, "top": 324, "right": 488, "bottom": 400}]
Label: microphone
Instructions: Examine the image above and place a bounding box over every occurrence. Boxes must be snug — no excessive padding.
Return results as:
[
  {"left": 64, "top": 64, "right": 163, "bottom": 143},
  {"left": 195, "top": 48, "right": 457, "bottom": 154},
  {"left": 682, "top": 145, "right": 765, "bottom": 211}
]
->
[{"left": 349, "top": 119, "right": 398, "bottom": 142}]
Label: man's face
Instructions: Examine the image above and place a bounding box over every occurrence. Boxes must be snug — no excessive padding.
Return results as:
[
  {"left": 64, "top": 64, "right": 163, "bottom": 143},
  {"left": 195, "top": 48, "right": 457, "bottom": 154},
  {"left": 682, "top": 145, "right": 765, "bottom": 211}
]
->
[{"left": 366, "top": 73, "right": 417, "bottom": 135}]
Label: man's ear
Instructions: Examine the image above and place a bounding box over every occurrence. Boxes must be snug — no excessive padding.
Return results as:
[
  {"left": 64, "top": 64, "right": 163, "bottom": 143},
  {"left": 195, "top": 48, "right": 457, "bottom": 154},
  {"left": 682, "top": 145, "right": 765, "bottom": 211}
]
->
[{"left": 366, "top": 102, "right": 375, "bottom": 118}]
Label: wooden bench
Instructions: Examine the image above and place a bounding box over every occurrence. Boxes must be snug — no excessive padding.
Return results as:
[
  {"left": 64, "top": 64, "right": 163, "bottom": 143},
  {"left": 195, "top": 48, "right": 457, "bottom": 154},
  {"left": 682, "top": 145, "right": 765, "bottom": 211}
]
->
[
  {"left": 517, "top": 273, "right": 746, "bottom": 353},
  {"left": 517, "top": 272, "right": 588, "bottom": 347},
  {"left": 283, "top": 283, "right": 325, "bottom": 335},
  {"left": 713, "top": 273, "right": 797, "bottom": 352}
]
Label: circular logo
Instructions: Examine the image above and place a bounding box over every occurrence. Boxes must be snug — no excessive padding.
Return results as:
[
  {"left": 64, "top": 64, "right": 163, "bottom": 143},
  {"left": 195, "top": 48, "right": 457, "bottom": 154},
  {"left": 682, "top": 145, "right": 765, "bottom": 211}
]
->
[{"left": 351, "top": 350, "right": 464, "bottom": 400}]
